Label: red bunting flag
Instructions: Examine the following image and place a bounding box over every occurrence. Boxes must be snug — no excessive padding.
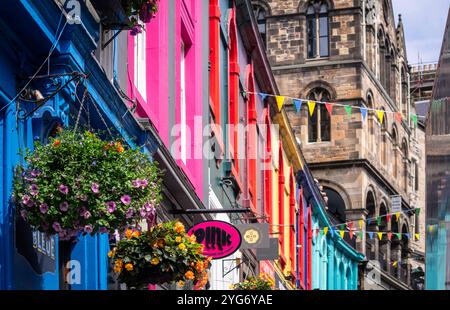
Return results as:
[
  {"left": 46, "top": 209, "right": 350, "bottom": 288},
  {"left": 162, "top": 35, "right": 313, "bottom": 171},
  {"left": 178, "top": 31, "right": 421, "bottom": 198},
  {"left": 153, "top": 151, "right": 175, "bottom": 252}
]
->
[
  {"left": 386, "top": 214, "right": 391, "bottom": 223},
  {"left": 387, "top": 232, "right": 393, "bottom": 241},
  {"left": 325, "top": 102, "right": 333, "bottom": 116},
  {"left": 395, "top": 112, "right": 402, "bottom": 124}
]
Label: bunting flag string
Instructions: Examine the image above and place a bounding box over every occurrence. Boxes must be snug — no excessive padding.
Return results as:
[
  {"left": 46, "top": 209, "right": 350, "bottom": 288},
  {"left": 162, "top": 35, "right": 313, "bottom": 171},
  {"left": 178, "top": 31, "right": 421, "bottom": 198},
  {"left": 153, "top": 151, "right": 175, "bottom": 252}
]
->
[
  {"left": 246, "top": 91, "right": 420, "bottom": 122},
  {"left": 319, "top": 228, "right": 420, "bottom": 241}
]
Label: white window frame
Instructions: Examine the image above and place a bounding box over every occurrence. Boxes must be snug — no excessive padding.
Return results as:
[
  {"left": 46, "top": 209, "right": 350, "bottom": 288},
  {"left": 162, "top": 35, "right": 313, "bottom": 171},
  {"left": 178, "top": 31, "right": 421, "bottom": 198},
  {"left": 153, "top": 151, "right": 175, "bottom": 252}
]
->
[{"left": 134, "top": 30, "right": 147, "bottom": 100}]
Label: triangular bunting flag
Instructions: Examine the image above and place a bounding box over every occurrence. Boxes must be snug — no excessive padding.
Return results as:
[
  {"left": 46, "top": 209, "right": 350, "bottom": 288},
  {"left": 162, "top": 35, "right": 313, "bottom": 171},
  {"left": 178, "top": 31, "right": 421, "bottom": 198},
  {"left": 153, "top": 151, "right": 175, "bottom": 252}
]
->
[
  {"left": 345, "top": 105, "right": 353, "bottom": 118},
  {"left": 405, "top": 233, "right": 410, "bottom": 240},
  {"left": 258, "top": 93, "right": 268, "bottom": 102},
  {"left": 368, "top": 232, "right": 374, "bottom": 240},
  {"left": 323, "top": 227, "right": 329, "bottom": 236},
  {"left": 415, "top": 208, "right": 421, "bottom": 216},
  {"left": 429, "top": 225, "right": 434, "bottom": 233},
  {"left": 377, "top": 232, "right": 383, "bottom": 240},
  {"left": 396, "top": 233, "right": 402, "bottom": 240},
  {"left": 387, "top": 232, "right": 393, "bottom": 240},
  {"left": 411, "top": 114, "right": 418, "bottom": 128},
  {"left": 395, "top": 112, "right": 402, "bottom": 124},
  {"left": 376, "top": 216, "right": 381, "bottom": 226},
  {"left": 340, "top": 230, "right": 345, "bottom": 239},
  {"left": 330, "top": 228, "right": 335, "bottom": 237},
  {"left": 359, "top": 219, "right": 363, "bottom": 230},
  {"left": 349, "top": 229, "right": 354, "bottom": 239},
  {"left": 392, "top": 261, "right": 398, "bottom": 268},
  {"left": 293, "top": 99, "right": 303, "bottom": 113},
  {"left": 359, "top": 230, "right": 364, "bottom": 240},
  {"left": 377, "top": 110, "right": 385, "bottom": 124},
  {"left": 308, "top": 101, "right": 316, "bottom": 117},
  {"left": 325, "top": 102, "right": 333, "bottom": 116},
  {"left": 386, "top": 214, "right": 391, "bottom": 223},
  {"left": 315, "top": 228, "right": 320, "bottom": 237},
  {"left": 367, "top": 218, "right": 372, "bottom": 226},
  {"left": 348, "top": 222, "right": 353, "bottom": 231},
  {"left": 415, "top": 233, "right": 420, "bottom": 241},
  {"left": 340, "top": 224, "right": 345, "bottom": 231},
  {"left": 360, "top": 107, "right": 368, "bottom": 121},
  {"left": 276, "top": 96, "right": 285, "bottom": 112},
  {"left": 395, "top": 212, "right": 400, "bottom": 222}
]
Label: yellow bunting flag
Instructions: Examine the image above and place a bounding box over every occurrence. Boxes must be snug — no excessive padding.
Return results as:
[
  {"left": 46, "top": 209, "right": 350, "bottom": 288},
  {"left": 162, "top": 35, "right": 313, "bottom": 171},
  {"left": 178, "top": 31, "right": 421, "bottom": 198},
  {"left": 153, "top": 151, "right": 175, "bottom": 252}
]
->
[
  {"left": 395, "top": 212, "right": 400, "bottom": 222},
  {"left": 392, "top": 261, "right": 398, "bottom": 268},
  {"left": 323, "top": 227, "right": 329, "bottom": 235},
  {"left": 359, "top": 219, "right": 363, "bottom": 230},
  {"left": 429, "top": 225, "right": 434, "bottom": 233},
  {"left": 377, "top": 110, "right": 385, "bottom": 124},
  {"left": 377, "top": 232, "right": 383, "bottom": 240},
  {"left": 276, "top": 96, "right": 285, "bottom": 112},
  {"left": 308, "top": 101, "right": 316, "bottom": 117},
  {"left": 340, "top": 230, "right": 345, "bottom": 239},
  {"left": 415, "top": 233, "right": 420, "bottom": 241}
]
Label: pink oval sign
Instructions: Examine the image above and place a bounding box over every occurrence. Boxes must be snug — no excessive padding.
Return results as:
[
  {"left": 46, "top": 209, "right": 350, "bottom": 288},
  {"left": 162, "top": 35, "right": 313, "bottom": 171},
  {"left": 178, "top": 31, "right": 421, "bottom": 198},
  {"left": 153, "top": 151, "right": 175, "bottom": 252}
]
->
[{"left": 188, "top": 221, "right": 242, "bottom": 259}]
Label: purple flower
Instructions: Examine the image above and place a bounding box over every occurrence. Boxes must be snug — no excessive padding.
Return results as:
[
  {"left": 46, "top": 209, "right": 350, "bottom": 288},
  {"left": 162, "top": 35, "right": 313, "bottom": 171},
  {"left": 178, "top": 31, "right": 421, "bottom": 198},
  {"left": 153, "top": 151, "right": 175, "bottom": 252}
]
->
[
  {"left": 39, "top": 203, "right": 49, "bottom": 214},
  {"left": 58, "top": 184, "right": 69, "bottom": 195},
  {"left": 20, "top": 209, "right": 28, "bottom": 220},
  {"left": 91, "top": 183, "right": 100, "bottom": 194},
  {"left": 22, "top": 195, "right": 31, "bottom": 205},
  {"left": 99, "top": 227, "right": 108, "bottom": 234},
  {"left": 139, "top": 179, "right": 148, "bottom": 188},
  {"left": 125, "top": 208, "right": 134, "bottom": 219},
  {"left": 144, "top": 202, "right": 154, "bottom": 212},
  {"left": 82, "top": 210, "right": 91, "bottom": 219},
  {"left": 30, "top": 170, "right": 41, "bottom": 177},
  {"left": 59, "top": 201, "right": 69, "bottom": 212},
  {"left": 84, "top": 224, "right": 93, "bottom": 234},
  {"left": 132, "top": 179, "right": 140, "bottom": 188},
  {"left": 106, "top": 201, "right": 117, "bottom": 213},
  {"left": 52, "top": 222, "right": 62, "bottom": 232},
  {"left": 139, "top": 207, "right": 147, "bottom": 218},
  {"left": 30, "top": 184, "right": 39, "bottom": 196},
  {"left": 120, "top": 195, "right": 131, "bottom": 206}
]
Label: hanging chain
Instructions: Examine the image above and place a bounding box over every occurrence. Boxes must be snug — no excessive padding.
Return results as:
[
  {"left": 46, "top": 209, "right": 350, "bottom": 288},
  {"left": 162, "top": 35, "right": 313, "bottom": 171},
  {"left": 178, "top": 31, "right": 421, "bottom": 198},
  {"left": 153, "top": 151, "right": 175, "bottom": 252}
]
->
[
  {"left": 74, "top": 87, "right": 88, "bottom": 132},
  {"left": 89, "top": 94, "right": 113, "bottom": 138}
]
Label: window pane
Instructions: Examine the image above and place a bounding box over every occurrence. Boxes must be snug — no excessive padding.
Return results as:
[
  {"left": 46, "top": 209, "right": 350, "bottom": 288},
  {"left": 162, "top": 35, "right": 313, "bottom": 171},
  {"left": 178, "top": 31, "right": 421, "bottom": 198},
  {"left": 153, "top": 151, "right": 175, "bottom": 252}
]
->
[
  {"left": 319, "top": 16, "right": 328, "bottom": 36},
  {"left": 319, "top": 37, "right": 329, "bottom": 57},
  {"left": 320, "top": 105, "right": 331, "bottom": 141},
  {"left": 307, "top": 5, "right": 315, "bottom": 15},
  {"left": 307, "top": 16, "right": 316, "bottom": 58},
  {"left": 320, "top": 3, "right": 328, "bottom": 13},
  {"left": 309, "top": 106, "right": 318, "bottom": 142}
]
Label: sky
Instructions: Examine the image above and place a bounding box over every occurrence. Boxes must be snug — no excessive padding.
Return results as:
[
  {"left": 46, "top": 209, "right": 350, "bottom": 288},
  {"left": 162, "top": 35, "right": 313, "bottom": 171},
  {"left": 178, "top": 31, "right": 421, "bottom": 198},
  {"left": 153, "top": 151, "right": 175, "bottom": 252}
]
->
[{"left": 392, "top": 0, "right": 450, "bottom": 65}]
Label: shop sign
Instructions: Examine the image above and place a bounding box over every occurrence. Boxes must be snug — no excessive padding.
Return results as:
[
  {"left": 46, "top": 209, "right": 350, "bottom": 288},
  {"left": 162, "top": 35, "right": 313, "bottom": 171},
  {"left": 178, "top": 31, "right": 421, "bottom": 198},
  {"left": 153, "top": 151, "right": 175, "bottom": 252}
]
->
[
  {"left": 236, "top": 223, "right": 270, "bottom": 249},
  {"left": 188, "top": 221, "right": 242, "bottom": 259}
]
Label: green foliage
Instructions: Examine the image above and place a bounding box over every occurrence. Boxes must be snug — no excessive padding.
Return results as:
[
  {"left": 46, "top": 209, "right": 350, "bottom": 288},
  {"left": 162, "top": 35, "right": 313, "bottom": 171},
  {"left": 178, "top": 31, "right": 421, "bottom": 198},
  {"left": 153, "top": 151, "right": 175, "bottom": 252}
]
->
[
  {"left": 111, "top": 221, "right": 211, "bottom": 289},
  {"left": 232, "top": 274, "right": 276, "bottom": 290},
  {"left": 13, "top": 130, "right": 162, "bottom": 240}
]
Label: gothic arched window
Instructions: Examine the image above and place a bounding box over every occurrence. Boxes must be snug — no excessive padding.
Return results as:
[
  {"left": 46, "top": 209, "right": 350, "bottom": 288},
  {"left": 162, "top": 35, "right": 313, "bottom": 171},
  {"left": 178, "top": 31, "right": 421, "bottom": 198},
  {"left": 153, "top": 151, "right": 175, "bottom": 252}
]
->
[
  {"left": 253, "top": 4, "right": 267, "bottom": 46},
  {"left": 306, "top": 1, "right": 329, "bottom": 58},
  {"left": 308, "top": 88, "right": 331, "bottom": 142}
]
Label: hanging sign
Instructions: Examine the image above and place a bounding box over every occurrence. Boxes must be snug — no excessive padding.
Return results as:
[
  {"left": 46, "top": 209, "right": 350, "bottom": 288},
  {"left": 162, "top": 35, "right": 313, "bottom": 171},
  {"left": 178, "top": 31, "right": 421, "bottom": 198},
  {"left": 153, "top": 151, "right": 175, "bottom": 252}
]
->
[
  {"left": 391, "top": 195, "right": 402, "bottom": 213},
  {"left": 236, "top": 223, "right": 270, "bottom": 249},
  {"left": 188, "top": 221, "right": 242, "bottom": 259}
]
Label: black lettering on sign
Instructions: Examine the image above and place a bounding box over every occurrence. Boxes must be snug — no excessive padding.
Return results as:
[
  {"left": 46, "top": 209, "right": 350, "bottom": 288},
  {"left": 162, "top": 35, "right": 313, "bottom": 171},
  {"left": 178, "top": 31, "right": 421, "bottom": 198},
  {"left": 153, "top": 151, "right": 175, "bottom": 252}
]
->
[{"left": 192, "top": 226, "right": 233, "bottom": 252}]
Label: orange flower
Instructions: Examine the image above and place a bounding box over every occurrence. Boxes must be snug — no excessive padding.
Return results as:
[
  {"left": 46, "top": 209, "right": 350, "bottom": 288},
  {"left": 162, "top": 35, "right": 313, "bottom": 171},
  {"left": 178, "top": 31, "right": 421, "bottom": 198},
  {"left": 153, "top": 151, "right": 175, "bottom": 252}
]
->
[
  {"left": 195, "top": 261, "right": 204, "bottom": 272},
  {"left": 107, "top": 249, "right": 115, "bottom": 258},
  {"left": 115, "top": 259, "right": 123, "bottom": 269},
  {"left": 53, "top": 139, "right": 61, "bottom": 147},
  {"left": 185, "top": 270, "right": 195, "bottom": 280},
  {"left": 132, "top": 231, "right": 140, "bottom": 238},
  {"left": 175, "top": 236, "right": 182, "bottom": 243},
  {"left": 125, "top": 263, "right": 134, "bottom": 271},
  {"left": 113, "top": 265, "right": 122, "bottom": 273},
  {"left": 115, "top": 142, "right": 124, "bottom": 153},
  {"left": 189, "top": 234, "right": 197, "bottom": 243},
  {"left": 174, "top": 222, "right": 185, "bottom": 233},
  {"left": 125, "top": 229, "right": 133, "bottom": 239}
]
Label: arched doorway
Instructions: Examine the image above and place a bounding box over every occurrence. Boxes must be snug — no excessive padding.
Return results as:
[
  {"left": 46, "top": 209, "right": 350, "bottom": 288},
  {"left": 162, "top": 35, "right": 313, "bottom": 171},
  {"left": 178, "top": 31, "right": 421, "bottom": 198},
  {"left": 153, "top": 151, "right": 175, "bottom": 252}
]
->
[
  {"left": 365, "top": 191, "right": 377, "bottom": 260},
  {"left": 378, "top": 202, "right": 389, "bottom": 271}
]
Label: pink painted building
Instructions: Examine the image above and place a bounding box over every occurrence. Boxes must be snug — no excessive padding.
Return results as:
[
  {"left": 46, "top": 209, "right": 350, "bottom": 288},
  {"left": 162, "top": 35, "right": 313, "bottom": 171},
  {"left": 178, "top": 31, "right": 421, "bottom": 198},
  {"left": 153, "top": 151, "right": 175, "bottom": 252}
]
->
[{"left": 127, "top": 0, "right": 208, "bottom": 203}]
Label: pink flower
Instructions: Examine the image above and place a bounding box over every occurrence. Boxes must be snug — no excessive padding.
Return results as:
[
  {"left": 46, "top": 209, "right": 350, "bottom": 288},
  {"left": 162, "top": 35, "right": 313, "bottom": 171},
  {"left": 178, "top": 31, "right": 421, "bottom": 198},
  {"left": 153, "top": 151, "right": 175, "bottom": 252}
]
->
[
  {"left": 30, "top": 170, "right": 41, "bottom": 177},
  {"left": 125, "top": 208, "right": 134, "bottom": 219},
  {"left": 59, "top": 201, "right": 69, "bottom": 212},
  {"left": 106, "top": 201, "right": 117, "bottom": 213},
  {"left": 139, "top": 179, "right": 148, "bottom": 188},
  {"left": 99, "top": 227, "right": 108, "bottom": 234},
  {"left": 30, "top": 184, "right": 39, "bottom": 196},
  {"left": 22, "top": 195, "right": 30, "bottom": 205},
  {"left": 84, "top": 225, "right": 93, "bottom": 234},
  {"left": 20, "top": 209, "right": 28, "bottom": 220},
  {"left": 91, "top": 183, "right": 100, "bottom": 193},
  {"left": 120, "top": 195, "right": 131, "bottom": 206},
  {"left": 83, "top": 211, "right": 91, "bottom": 219},
  {"left": 58, "top": 184, "right": 69, "bottom": 195},
  {"left": 52, "top": 222, "right": 62, "bottom": 232},
  {"left": 39, "top": 203, "right": 49, "bottom": 214},
  {"left": 132, "top": 179, "right": 140, "bottom": 188}
]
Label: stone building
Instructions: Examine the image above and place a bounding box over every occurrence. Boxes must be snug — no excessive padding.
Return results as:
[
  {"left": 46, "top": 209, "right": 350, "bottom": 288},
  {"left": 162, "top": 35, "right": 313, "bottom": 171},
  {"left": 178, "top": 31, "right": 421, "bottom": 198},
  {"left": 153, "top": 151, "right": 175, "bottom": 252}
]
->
[{"left": 252, "top": 0, "right": 426, "bottom": 289}]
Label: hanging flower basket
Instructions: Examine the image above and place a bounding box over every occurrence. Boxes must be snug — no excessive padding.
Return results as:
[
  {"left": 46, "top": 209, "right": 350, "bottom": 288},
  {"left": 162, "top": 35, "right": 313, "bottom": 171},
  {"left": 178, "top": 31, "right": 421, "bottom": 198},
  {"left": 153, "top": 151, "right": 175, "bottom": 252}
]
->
[
  {"left": 232, "top": 274, "right": 276, "bottom": 290},
  {"left": 13, "top": 129, "right": 162, "bottom": 241},
  {"left": 122, "top": 0, "right": 160, "bottom": 35},
  {"left": 110, "top": 221, "right": 212, "bottom": 289}
]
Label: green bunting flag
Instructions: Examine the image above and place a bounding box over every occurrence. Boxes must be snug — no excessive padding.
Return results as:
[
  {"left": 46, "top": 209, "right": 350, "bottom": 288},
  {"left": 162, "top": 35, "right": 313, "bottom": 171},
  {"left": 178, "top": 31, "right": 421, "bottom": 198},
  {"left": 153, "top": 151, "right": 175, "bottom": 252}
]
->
[
  {"left": 411, "top": 114, "right": 418, "bottom": 128},
  {"left": 359, "top": 230, "right": 364, "bottom": 240},
  {"left": 376, "top": 216, "right": 381, "bottom": 226},
  {"left": 345, "top": 105, "right": 353, "bottom": 118},
  {"left": 415, "top": 208, "right": 421, "bottom": 216},
  {"left": 396, "top": 233, "right": 402, "bottom": 240}
]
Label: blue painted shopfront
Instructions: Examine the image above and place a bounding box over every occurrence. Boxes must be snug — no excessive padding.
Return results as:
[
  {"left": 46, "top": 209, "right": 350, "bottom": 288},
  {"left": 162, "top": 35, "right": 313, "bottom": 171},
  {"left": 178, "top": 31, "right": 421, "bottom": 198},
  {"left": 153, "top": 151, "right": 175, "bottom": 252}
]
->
[{"left": 0, "top": 0, "right": 158, "bottom": 290}]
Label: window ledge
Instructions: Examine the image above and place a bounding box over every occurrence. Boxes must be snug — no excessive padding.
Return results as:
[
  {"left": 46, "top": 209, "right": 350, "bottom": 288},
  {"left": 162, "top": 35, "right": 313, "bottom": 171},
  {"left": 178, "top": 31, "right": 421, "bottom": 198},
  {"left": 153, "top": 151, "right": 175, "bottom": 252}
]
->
[
  {"left": 305, "top": 57, "right": 330, "bottom": 63},
  {"left": 305, "top": 141, "right": 332, "bottom": 146}
]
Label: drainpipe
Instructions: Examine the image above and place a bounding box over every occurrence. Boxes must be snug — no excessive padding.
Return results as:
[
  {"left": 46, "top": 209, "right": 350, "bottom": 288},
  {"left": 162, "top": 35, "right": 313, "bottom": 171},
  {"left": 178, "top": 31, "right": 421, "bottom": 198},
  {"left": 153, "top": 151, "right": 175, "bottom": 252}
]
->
[
  {"left": 407, "top": 71, "right": 411, "bottom": 128},
  {"left": 362, "top": 0, "right": 366, "bottom": 62}
]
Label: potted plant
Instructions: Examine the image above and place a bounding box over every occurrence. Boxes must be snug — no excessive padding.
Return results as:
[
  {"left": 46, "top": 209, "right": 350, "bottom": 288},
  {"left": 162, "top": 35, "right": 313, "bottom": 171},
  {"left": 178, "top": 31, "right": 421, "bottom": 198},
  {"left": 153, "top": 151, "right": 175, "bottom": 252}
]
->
[
  {"left": 110, "top": 221, "right": 211, "bottom": 289},
  {"left": 122, "top": 0, "right": 160, "bottom": 35},
  {"left": 231, "top": 274, "right": 276, "bottom": 290},
  {"left": 13, "top": 129, "right": 162, "bottom": 241}
]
